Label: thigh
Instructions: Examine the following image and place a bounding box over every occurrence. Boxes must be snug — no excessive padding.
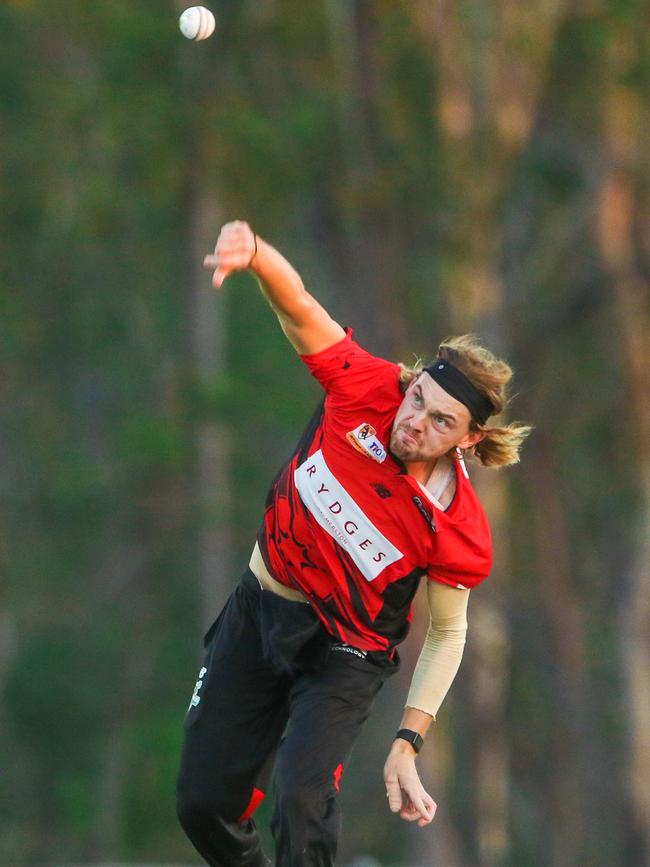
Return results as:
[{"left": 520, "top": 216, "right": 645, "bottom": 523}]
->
[
  {"left": 276, "top": 651, "right": 390, "bottom": 794},
  {"left": 178, "top": 578, "right": 290, "bottom": 815}
]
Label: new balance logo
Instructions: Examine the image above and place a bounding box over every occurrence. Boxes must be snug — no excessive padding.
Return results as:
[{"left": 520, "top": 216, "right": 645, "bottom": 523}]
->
[{"left": 371, "top": 482, "right": 392, "bottom": 499}]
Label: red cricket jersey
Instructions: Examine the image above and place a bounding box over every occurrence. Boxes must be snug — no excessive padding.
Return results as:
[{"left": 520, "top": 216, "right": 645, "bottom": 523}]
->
[{"left": 257, "top": 330, "right": 492, "bottom": 652}]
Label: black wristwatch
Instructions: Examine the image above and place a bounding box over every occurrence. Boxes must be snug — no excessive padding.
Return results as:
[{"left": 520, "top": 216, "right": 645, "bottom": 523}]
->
[{"left": 394, "top": 728, "right": 424, "bottom": 754}]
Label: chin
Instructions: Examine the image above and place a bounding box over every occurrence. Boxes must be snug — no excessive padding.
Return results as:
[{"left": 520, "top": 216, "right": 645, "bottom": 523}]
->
[
  {"left": 393, "top": 445, "right": 417, "bottom": 462},
  {"left": 389, "top": 440, "right": 407, "bottom": 460}
]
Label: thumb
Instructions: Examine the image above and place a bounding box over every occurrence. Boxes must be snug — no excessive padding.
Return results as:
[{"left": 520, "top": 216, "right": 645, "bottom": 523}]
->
[
  {"left": 203, "top": 253, "right": 232, "bottom": 289},
  {"left": 212, "top": 267, "right": 229, "bottom": 289},
  {"left": 202, "top": 254, "right": 229, "bottom": 288},
  {"left": 416, "top": 794, "right": 437, "bottom": 826}
]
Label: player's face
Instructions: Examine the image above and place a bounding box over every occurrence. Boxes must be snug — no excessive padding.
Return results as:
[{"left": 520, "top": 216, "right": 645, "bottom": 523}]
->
[{"left": 390, "top": 373, "right": 479, "bottom": 464}]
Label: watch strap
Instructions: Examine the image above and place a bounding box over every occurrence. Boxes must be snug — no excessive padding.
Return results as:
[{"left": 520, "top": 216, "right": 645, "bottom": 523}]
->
[{"left": 394, "top": 728, "right": 424, "bottom": 754}]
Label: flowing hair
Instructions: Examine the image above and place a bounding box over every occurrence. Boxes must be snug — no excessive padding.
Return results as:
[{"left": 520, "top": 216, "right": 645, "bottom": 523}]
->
[{"left": 398, "top": 335, "right": 532, "bottom": 468}]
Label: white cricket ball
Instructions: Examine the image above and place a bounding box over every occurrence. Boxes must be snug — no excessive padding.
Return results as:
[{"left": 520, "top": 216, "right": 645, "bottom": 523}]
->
[{"left": 179, "top": 6, "right": 216, "bottom": 41}]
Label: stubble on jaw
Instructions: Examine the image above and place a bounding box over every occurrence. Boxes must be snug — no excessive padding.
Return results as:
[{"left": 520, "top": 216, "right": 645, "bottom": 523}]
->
[{"left": 389, "top": 425, "right": 422, "bottom": 462}]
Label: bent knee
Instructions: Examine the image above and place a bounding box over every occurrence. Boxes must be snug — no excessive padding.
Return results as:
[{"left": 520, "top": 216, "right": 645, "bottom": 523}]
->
[
  {"left": 177, "top": 788, "right": 232, "bottom": 830},
  {"left": 275, "top": 776, "right": 328, "bottom": 815}
]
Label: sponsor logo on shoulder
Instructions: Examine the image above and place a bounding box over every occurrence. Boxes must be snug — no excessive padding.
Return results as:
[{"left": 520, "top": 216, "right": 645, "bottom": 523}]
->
[{"left": 346, "top": 423, "right": 387, "bottom": 464}]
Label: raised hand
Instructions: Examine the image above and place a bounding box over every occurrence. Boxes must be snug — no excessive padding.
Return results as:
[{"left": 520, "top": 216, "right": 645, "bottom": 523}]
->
[{"left": 203, "top": 220, "right": 257, "bottom": 289}]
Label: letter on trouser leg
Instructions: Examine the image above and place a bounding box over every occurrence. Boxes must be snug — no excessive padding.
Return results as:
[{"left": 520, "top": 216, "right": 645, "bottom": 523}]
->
[{"left": 271, "top": 652, "right": 389, "bottom": 867}]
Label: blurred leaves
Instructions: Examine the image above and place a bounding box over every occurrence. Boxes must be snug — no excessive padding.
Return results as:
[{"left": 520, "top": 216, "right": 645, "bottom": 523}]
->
[{"left": 1, "top": 1, "right": 650, "bottom": 865}]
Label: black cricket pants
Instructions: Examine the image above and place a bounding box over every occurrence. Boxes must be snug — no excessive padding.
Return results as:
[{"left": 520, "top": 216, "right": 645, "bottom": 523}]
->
[{"left": 176, "top": 569, "right": 398, "bottom": 867}]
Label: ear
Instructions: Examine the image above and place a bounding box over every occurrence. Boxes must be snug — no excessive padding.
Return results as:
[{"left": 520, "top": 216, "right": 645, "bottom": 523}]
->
[{"left": 456, "top": 429, "right": 486, "bottom": 451}]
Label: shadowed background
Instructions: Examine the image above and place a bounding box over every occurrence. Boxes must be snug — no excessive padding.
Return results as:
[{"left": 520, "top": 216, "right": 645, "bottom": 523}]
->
[{"left": 1, "top": 1, "right": 649, "bottom": 865}]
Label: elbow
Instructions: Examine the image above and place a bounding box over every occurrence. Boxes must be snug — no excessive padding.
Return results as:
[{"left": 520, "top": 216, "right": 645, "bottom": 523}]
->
[
  {"left": 428, "top": 614, "right": 468, "bottom": 635},
  {"left": 426, "top": 622, "right": 468, "bottom": 650}
]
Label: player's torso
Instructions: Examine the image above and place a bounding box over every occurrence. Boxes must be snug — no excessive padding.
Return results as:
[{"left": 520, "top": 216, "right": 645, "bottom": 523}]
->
[
  {"left": 260, "top": 362, "right": 489, "bottom": 649},
  {"left": 295, "top": 398, "right": 436, "bottom": 592}
]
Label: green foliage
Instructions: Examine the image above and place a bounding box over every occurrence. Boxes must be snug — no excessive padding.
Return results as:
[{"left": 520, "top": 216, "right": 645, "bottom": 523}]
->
[{"left": 1, "top": 1, "right": 648, "bottom": 864}]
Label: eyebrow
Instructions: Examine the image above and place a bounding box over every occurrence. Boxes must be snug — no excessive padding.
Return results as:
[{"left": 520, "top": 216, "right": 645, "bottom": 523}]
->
[{"left": 414, "top": 383, "right": 458, "bottom": 423}]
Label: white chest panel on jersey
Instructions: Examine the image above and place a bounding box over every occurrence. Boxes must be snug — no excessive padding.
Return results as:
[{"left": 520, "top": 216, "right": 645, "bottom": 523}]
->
[{"left": 294, "top": 449, "right": 403, "bottom": 582}]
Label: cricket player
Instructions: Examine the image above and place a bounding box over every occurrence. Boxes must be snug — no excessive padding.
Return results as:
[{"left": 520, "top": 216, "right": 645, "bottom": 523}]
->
[{"left": 176, "top": 221, "right": 529, "bottom": 867}]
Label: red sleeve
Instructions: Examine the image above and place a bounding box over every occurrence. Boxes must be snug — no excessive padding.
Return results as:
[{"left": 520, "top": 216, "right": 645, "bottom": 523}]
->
[
  {"left": 427, "top": 562, "right": 490, "bottom": 591},
  {"left": 300, "top": 328, "right": 399, "bottom": 400},
  {"left": 426, "top": 513, "right": 493, "bottom": 591}
]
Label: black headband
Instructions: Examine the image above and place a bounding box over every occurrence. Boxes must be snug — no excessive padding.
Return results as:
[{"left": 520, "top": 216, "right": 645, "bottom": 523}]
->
[{"left": 423, "top": 359, "right": 494, "bottom": 425}]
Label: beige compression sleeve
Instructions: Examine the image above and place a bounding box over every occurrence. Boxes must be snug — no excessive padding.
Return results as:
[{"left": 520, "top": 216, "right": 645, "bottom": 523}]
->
[{"left": 405, "top": 581, "right": 470, "bottom": 719}]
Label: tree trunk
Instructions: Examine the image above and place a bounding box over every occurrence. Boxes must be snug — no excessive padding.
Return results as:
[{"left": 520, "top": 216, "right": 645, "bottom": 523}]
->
[
  {"left": 405, "top": 3, "right": 570, "bottom": 860},
  {"left": 466, "top": 472, "right": 511, "bottom": 867},
  {"left": 186, "top": 187, "right": 233, "bottom": 632},
  {"left": 522, "top": 439, "right": 601, "bottom": 866},
  {"left": 597, "top": 28, "right": 650, "bottom": 861},
  {"left": 323, "top": 0, "right": 408, "bottom": 356}
]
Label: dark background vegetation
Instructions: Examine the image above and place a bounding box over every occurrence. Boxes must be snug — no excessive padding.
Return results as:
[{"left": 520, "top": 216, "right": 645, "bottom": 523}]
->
[{"left": 1, "top": 1, "right": 649, "bottom": 865}]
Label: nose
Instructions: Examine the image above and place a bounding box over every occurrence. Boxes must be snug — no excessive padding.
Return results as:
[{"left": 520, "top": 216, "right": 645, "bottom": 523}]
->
[{"left": 408, "top": 410, "right": 427, "bottom": 431}]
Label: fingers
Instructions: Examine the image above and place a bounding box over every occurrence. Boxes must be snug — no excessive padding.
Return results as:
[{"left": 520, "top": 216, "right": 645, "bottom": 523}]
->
[
  {"left": 384, "top": 757, "right": 437, "bottom": 827},
  {"left": 411, "top": 792, "right": 437, "bottom": 826},
  {"left": 202, "top": 220, "right": 256, "bottom": 289},
  {"left": 399, "top": 801, "right": 436, "bottom": 826},
  {"left": 399, "top": 790, "right": 435, "bottom": 825},
  {"left": 386, "top": 779, "right": 437, "bottom": 826},
  {"left": 385, "top": 778, "right": 403, "bottom": 814},
  {"left": 400, "top": 801, "right": 423, "bottom": 823}
]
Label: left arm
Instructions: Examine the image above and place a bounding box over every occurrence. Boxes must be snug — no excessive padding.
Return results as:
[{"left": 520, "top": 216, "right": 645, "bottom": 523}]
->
[{"left": 383, "top": 582, "right": 470, "bottom": 825}]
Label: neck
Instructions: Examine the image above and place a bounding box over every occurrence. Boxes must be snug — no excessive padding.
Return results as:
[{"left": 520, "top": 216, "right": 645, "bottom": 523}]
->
[{"left": 405, "top": 458, "right": 438, "bottom": 484}]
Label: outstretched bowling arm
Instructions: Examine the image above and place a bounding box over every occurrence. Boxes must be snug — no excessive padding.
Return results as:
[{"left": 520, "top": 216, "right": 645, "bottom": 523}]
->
[{"left": 203, "top": 220, "right": 345, "bottom": 355}]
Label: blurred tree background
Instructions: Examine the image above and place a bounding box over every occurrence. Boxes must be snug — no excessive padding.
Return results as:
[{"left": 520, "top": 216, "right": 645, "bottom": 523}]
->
[{"left": 1, "top": 0, "right": 649, "bottom": 865}]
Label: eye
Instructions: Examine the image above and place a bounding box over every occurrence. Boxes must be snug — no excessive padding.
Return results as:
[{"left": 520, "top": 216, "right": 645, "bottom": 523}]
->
[
  {"left": 413, "top": 391, "right": 423, "bottom": 405},
  {"left": 434, "top": 415, "right": 448, "bottom": 428}
]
